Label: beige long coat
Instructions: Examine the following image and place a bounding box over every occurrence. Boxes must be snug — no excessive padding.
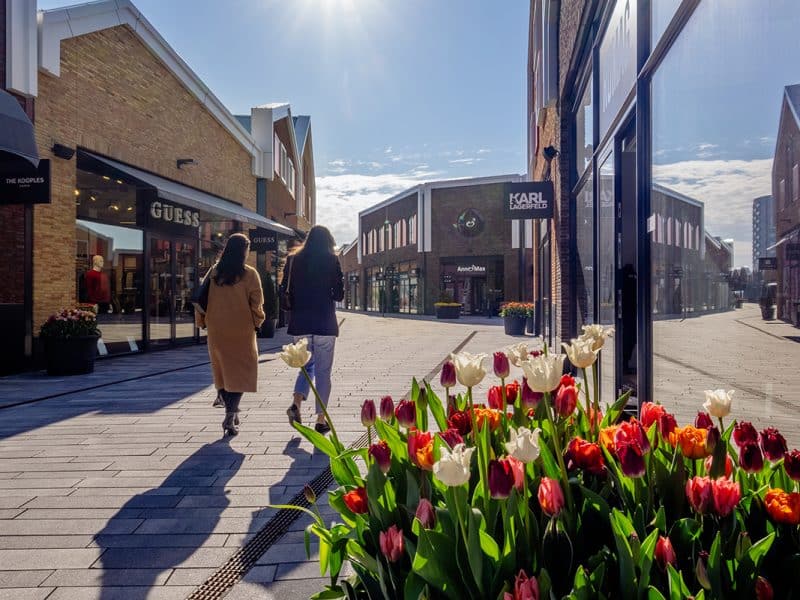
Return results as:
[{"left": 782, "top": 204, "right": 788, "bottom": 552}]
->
[{"left": 197, "top": 265, "right": 265, "bottom": 393}]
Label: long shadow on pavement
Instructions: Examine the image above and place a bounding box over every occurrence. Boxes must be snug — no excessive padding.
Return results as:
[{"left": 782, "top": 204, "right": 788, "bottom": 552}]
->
[{"left": 94, "top": 438, "right": 245, "bottom": 599}]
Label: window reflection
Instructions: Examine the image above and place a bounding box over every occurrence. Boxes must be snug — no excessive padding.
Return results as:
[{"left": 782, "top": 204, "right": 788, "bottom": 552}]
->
[
  {"left": 598, "top": 152, "right": 615, "bottom": 402},
  {"left": 575, "top": 174, "right": 594, "bottom": 329},
  {"left": 576, "top": 79, "right": 594, "bottom": 176},
  {"left": 651, "top": 0, "right": 800, "bottom": 440}
]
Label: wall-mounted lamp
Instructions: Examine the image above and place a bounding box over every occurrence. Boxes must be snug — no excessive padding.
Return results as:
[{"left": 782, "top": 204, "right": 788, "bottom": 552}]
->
[
  {"left": 52, "top": 143, "right": 76, "bottom": 160},
  {"left": 177, "top": 158, "right": 198, "bottom": 169},
  {"left": 543, "top": 145, "right": 560, "bottom": 161}
]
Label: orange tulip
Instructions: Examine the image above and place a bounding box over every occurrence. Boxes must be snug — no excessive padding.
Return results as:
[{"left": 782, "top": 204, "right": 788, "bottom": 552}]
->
[
  {"left": 408, "top": 430, "right": 434, "bottom": 471},
  {"left": 764, "top": 488, "right": 800, "bottom": 525},
  {"left": 599, "top": 426, "right": 618, "bottom": 455},
  {"left": 676, "top": 426, "right": 710, "bottom": 459},
  {"left": 473, "top": 407, "right": 501, "bottom": 431}
]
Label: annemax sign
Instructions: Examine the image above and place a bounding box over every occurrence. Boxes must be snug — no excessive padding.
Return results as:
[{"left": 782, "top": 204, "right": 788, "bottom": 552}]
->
[
  {"left": 503, "top": 181, "right": 554, "bottom": 219},
  {"left": 150, "top": 200, "right": 200, "bottom": 228},
  {"left": 456, "top": 264, "right": 487, "bottom": 274}
]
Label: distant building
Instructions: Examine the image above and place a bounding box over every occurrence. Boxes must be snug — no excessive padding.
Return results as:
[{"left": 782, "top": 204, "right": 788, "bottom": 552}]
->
[
  {"left": 752, "top": 195, "right": 775, "bottom": 273},
  {"left": 772, "top": 84, "right": 800, "bottom": 323}
]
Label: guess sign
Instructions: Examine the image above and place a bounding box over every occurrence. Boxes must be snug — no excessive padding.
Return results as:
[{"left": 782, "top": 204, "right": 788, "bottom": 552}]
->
[
  {"left": 150, "top": 200, "right": 199, "bottom": 228},
  {"left": 250, "top": 228, "right": 278, "bottom": 252},
  {"left": 503, "top": 181, "right": 554, "bottom": 219}
]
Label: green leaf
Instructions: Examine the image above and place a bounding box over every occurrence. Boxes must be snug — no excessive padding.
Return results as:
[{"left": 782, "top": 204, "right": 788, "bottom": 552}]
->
[
  {"left": 412, "top": 528, "right": 468, "bottom": 599},
  {"left": 609, "top": 509, "right": 637, "bottom": 600},
  {"left": 709, "top": 436, "right": 728, "bottom": 479},
  {"left": 426, "top": 381, "right": 449, "bottom": 432},
  {"left": 319, "top": 537, "right": 331, "bottom": 576},
  {"left": 310, "top": 587, "right": 346, "bottom": 599},
  {"left": 375, "top": 419, "right": 407, "bottom": 463},
  {"left": 600, "top": 389, "right": 632, "bottom": 427},
  {"left": 638, "top": 529, "right": 659, "bottom": 597},
  {"left": 345, "top": 539, "right": 380, "bottom": 573},
  {"left": 466, "top": 509, "right": 486, "bottom": 596},
  {"left": 329, "top": 456, "right": 357, "bottom": 487},
  {"left": 707, "top": 533, "right": 723, "bottom": 598},
  {"left": 479, "top": 529, "right": 501, "bottom": 562},
  {"left": 646, "top": 587, "right": 667, "bottom": 600},
  {"left": 292, "top": 421, "right": 337, "bottom": 457},
  {"left": 746, "top": 531, "right": 775, "bottom": 567},
  {"left": 404, "top": 572, "right": 428, "bottom": 600},
  {"left": 538, "top": 437, "right": 562, "bottom": 480},
  {"left": 666, "top": 564, "right": 691, "bottom": 600}
]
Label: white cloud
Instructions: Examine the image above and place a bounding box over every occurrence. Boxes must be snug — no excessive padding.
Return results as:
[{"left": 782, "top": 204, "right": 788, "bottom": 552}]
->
[
  {"left": 384, "top": 146, "right": 393, "bottom": 154},
  {"left": 477, "top": 148, "right": 491, "bottom": 154},
  {"left": 653, "top": 158, "right": 773, "bottom": 268},
  {"left": 315, "top": 169, "right": 441, "bottom": 245},
  {"left": 449, "top": 157, "right": 482, "bottom": 165}
]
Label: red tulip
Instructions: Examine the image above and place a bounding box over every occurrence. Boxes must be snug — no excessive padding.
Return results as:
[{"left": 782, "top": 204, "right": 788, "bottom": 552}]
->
[
  {"left": 739, "top": 442, "right": 764, "bottom": 474},
  {"left": 760, "top": 427, "right": 787, "bottom": 461},
  {"left": 686, "top": 476, "right": 714, "bottom": 514},
  {"left": 488, "top": 458, "right": 515, "bottom": 499},
  {"left": 654, "top": 536, "right": 677, "bottom": 570},
  {"left": 379, "top": 524, "right": 404, "bottom": 563},
  {"left": 567, "top": 437, "right": 606, "bottom": 476},
  {"left": 657, "top": 412, "right": 678, "bottom": 438},
  {"left": 537, "top": 477, "right": 565, "bottom": 517},
  {"left": 438, "top": 428, "right": 464, "bottom": 449},
  {"left": 711, "top": 478, "right": 741, "bottom": 517},
  {"left": 732, "top": 421, "right": 758, "bottom": 447},
  {"left": 521, "top": 378, "right": 542, "bottom": 410},
  {"left": 784, "top": 449, "right": 800, "bottom": 481},
  {"left": 440, "top": 361, "right": 457, "bottom": 388},
  {"left": 756, "top": 577, "right": 774, "bottom": 600},
  {"left": 704, "top": 454, "right": 733, "bottom": 479},
  {"left": 505, "top": 381, "right": 520, "bottom": 404},
  {"left": 361, "top": 399, "right": 376, "bottom": 428},
  {"left": 447, "top": 408, "right": 472, "bottom": 435},
  {"left": 494, "top": 351, "right": 510, "bottom": 379},
  {"left": 616, "top": 440, "right": 646, "bottom": 477},
  {"left": 379, "top": 396, "right": 394, "bottom": 421},
  {"left": 554, "top": 384, "right": 578, "bottom": 417},
  {"left": 695, "top": 411, "right": 714, "bottom": 429},
  {"left": 615, "top": 419, "right": 651, "bottom": 454},
  {"left": 415, "top": 498, "right": 436, "bottom": 529},
  {"left": 503, "top": 569, "right": 540, "bottom": 600},
  {"left": 343, "top": 487, "right": 368, "bottom": 514},
  {"left": 368, "top": 441, "right": 391, "bottom": 474},
  {"left": 640, "top": 402, "right": 666, "bottom": 430},
  {"left": 395, "top": 400, "right": 416, "bottom": 428},
  {"left": 488, "top": 386, "right": 504, "bottom": 410}
]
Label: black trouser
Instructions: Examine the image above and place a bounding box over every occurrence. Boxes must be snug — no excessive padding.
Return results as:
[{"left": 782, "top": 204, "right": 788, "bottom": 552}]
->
[{"left": 219, "top": 390, "right": 242, "bottom": 413}]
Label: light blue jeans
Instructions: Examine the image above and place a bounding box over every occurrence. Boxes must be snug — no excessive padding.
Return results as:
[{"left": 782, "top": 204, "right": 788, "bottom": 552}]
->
[{"left": 293, "top": 335, "right": 336, "bottom": 415}]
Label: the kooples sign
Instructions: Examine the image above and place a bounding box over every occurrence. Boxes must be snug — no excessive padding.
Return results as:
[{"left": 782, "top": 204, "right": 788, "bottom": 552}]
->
[
  {"left": 0, "top": 159, "right": 51, "bottom": 204},
  {"left": 503, "top": 181, "right": 554, "bottom": 219},
  {"left": 149, "top": 201, "right": 200, "bottom": 228}
]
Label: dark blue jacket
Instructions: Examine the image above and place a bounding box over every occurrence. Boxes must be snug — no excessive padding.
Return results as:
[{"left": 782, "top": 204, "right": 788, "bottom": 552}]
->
[{"left": 286, "top": 253, "right": 344, "bottom": 336}]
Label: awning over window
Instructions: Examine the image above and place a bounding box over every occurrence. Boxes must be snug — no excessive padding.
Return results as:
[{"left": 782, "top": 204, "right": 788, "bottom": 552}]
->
[
  {"left": 767, "top": 229, "right": 799, "bottom": 252},
  {"left": 82, "top": 151, "right": 294, "bottom": 236},
  {"left": 0, "top": 90, "right": 39, "bottom": 166}
]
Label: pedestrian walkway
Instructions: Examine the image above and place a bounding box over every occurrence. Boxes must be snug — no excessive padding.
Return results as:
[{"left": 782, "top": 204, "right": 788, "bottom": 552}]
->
[{"left": 0, "top": 312, "right": 533, "bottom": 600}]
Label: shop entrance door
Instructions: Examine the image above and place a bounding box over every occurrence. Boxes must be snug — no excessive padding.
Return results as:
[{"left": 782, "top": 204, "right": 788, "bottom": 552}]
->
[
  {"left": 472, "top": 278, "right": 487, "bottom": 315},
  {"left": 147, "top": 234, "right": 198, "bottom": 348}
]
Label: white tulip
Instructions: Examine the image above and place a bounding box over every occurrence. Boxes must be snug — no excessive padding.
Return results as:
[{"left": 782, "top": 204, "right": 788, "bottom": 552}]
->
[
  {"left": 702, "top": 389, "right": 734, "bottom": 418},
  {"left": 451, "top": 351, "right": 487, "bottom": 388},
  {"left": 433, "top": 443, "right": 474, "bottom": 487},
  {"left": 580, "top": 324, "right": 614, "bottom": 352},
  {"left": 519, "top": 353, "right": 565, "bottom": 393},
  {"left": 280, "top": 338, "right": 311, "bottom": 368},
  {"left": 505, "top": 426, "right": 541, "bottom": 463},
  {"left": 562, "top": 337, "right": 598, "bottom": 369},
  {"left": 505, "top": 342, "right": 530, "bottom": 367}
]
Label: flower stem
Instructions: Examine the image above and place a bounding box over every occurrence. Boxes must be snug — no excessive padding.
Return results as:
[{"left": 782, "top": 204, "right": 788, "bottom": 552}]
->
[
  {"left": 581, "top": 367, "right": 593, "bottom": 440},
  {"left": 302, "top": 367, "right": 343, "bottom": 452},
  {"left": 543, "top": 391, "right": 574, "bottom": 513}
]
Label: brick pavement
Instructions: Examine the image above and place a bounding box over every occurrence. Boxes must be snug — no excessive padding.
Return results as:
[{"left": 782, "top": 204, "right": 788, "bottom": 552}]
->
[{"left": 0, "top": 312, "right": 531, "bottom": 600}]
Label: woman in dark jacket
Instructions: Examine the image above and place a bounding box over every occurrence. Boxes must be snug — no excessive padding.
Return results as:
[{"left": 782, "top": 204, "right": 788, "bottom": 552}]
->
[{"left": 285, "top": 225, "right": 344, "bottom": 433}]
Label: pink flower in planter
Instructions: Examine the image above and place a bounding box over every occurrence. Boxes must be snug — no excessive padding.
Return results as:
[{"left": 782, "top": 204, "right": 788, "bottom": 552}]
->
[
  {"left": 733, "top": 421, "right": 758, "bottom": 447},
  {"left": 379, "top": 396, "right": 394, "bottom": 421},
  {"left": 395, "top": 400, "right": 416, "bottom": 428},
  {"left": 440, "top": 361, "right": 457, "bottom": 388},
  {"left": 711, "top": 478, "right": 741, "bottom": 517},
  {"left": 360, "top": 399, "right": 376, "bottom": 428},
  {"left": 493, "top": 351, "right": 510, "bottom": 379},
  {"left": 379, "top": 525, "right": 404, "bottom": 563},
  {"left": 488, "top": 458, "right": 515, "bottom": 499},
  {"left": 695, "top": 411, "right": 713, "bottom": 429},
  {"left": 503, "top": 569, "right": 539, "bottom": 600},
  {"left": 414, "top": 498, "right": 436, "bottom": 530},
  {"left": 686, "top": 476, "right": 714, "bottom": 514},
  {"left": 655, "top": 536, "right": 677, "bottom": 570},
  {"left": 438, "top": 428, "right": 464, "bottom": 449},
  {"left": 784, "top": 449, "right": 800, "bottom": 481},
  {"left": 704, "top": 454, "right": 733, "bottom": 479},
  {"left": 520, "top": 378, "right": 543, "bottom": 410},
  {"left": 738, "top": 442, "right": 764, "bottom": 474},
  {"left": 368, "top": 441, "right": 391, "bottom": 474},
  {"left": 537, "top": 477, "right": 565, "bottom": 517},
  {"left": 760, "top": 427, "right": 788, "bottom": 462}
]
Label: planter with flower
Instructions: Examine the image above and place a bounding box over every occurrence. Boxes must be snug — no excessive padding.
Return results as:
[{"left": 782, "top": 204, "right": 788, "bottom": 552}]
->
[
  {"left": 277, "top": 326, "right": 799, "bottom": 599},
  {"left": 500, "top": 302, "right": 534, "bottom": 335},
  {"left": 435, "top": 293, "right": 462, "bottom": 320},
  {"left": 39, "top": 307, "right": 101, "bottom": 376}
]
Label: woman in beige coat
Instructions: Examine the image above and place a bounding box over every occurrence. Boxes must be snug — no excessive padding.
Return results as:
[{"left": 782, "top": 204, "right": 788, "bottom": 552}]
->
[{"left": 196, "top": 233, "right": 265, "bottom": 436}]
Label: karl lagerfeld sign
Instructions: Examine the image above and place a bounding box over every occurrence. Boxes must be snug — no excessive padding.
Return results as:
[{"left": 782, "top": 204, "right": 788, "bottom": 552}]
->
[{"left": 503, "top": 181, "right": 554, "bottom": 219}]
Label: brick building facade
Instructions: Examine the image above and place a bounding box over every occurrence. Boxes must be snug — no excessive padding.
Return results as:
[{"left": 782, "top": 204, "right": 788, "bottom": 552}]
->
[
  {"left": 353, "top": 175, "right": 528, "bottom": 316},
  {"left": 2, "top": 0, "right": 315, "bottom": 370}
]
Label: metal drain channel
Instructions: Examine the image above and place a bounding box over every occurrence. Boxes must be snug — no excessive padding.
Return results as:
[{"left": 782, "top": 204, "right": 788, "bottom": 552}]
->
[{"left": 187, "top": 329, "right": 478, "bottom": 599}]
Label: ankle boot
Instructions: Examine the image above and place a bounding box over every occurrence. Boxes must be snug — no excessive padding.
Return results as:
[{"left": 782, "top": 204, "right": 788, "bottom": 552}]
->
[{"left": 222, "top": 412, "right": 239, "bottom": 436}]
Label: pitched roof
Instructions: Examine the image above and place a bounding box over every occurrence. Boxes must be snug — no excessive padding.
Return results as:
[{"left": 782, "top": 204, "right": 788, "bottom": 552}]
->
[{"left": 293, "top": 116, "right": 311, "bottom": 156}]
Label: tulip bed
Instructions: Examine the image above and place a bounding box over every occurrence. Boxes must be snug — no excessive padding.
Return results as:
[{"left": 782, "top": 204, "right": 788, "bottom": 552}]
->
[{"left": 278, "top": 327, "right": 800, "bottom": 599}]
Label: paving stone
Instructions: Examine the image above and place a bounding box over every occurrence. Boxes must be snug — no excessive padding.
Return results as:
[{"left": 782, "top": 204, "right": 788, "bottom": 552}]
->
[
  {"left": 0, "top": 549, "right": 103, "bottom": 570},
  {"left": 163, "top": 567, "right": 216, "bottom": 586},
  {"left": 0, "top": 588, "right": 55, "bottom": 600},
  {"left": 0, "top": 571, "right": 52, "bottom": 588},
  {"left": 98, "top": 547, "right": 235, "bottom": 569},
  {"left": 241, "top": 565, "right": 277, "bottom": 583},
  {"left": 0, "top": 519, "right": 142, "bottom": 536},
  {"left": 90, "top": 534, "right": 229, "bottom": 549},
  {"left": 0, "top": 536, "right": 94, "bottom": 549},
  {"left": 44, "top": 586, "right": 196, "bottom": 600},
  {"left": 40, "top": 568, "right": 172, "bottom": 587}
]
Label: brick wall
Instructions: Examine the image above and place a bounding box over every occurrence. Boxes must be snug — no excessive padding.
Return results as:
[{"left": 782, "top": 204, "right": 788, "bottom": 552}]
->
[
  {"left": 360, "top": 193, "right": 420, "bottom": 270},
  {"left": 32, "top": 24, "right": 257, "bottom": 328}
]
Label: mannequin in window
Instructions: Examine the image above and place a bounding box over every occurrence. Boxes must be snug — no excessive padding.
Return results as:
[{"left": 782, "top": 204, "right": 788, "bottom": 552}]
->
[{"left": 86, "top": 255, "right": 111, "bottom": 313}]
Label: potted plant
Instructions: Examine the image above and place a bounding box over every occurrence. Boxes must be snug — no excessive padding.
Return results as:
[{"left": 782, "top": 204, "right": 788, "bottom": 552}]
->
[
  {"left": 434, "top": 292, "right": 461, "bottom": 319},
  {"left": 39, "top": 307, "right": 101, "bottom": 376},
  {"left": 500, "top": 301, "right": 530, "bottom": 335},
  {"left": 759, "top": 282, "right": 777, "bottom": 320},
  {"left": 259, "top": 272, "right": 279, "bottom": 338}
]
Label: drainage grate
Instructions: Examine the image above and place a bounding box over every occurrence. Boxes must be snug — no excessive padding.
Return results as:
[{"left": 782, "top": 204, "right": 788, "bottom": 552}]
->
[
  {"left": 187, "top": 329, "right": 479, "bottom": 599},
  {"left": 187, "top": 431, "right": 369, "bottom": 600}
]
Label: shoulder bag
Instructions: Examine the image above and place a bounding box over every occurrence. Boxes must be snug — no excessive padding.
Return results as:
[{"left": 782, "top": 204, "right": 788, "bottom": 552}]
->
[
  {"left": 279, "top": 258, "right": 293, "bottom": 311},
  {"left": 192, "top": 272, "right": 211, "bottom": 314}
]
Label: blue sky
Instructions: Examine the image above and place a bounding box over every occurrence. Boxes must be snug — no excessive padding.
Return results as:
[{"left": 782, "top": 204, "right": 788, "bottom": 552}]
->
[{"left": 39, "top": 0, "right": 530, "bottom": 245}]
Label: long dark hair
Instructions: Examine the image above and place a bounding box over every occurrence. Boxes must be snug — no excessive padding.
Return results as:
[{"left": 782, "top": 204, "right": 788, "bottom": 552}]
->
[
  {"left": 214, "top": 233, "right": 250, "bottom": 286},
  {"left": 294, "top": 225, "right": 336, "bottom": 262}
]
